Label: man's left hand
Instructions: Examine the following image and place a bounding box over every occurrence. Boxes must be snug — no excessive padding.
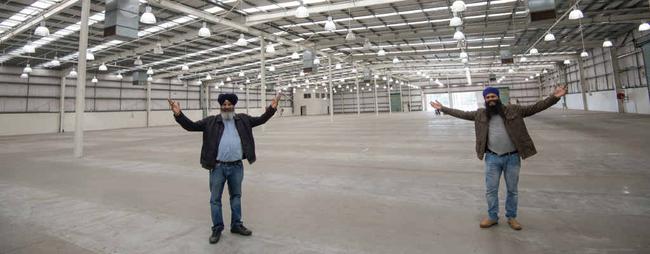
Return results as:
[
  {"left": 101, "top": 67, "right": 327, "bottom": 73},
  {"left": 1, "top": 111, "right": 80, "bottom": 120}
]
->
[
  {"left": 554, "top": 85, "right": 568, "bottom": 97},
  {"left": 271, "top": 93, "right": 282, "bottom": 109}
]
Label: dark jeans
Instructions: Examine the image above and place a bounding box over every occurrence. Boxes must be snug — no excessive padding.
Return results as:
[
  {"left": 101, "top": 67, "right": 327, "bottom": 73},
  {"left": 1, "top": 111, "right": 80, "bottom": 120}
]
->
[{"left": 210, "top": 161, "right": 244, "bottom": 232}]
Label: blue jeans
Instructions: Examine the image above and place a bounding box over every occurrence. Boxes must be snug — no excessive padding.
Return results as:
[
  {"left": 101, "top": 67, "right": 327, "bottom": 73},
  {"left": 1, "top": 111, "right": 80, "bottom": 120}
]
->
[
  {"left": 484, "top": 152, "right": 521, "bottom": 221},
  {"left": 209, "top": 161, "right": 244, "bottom": 232}
]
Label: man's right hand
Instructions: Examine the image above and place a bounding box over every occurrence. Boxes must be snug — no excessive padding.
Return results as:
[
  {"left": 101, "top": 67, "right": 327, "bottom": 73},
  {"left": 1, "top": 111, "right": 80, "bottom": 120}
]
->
[
  {"left": 167, "top": 98, "right": 181, "bottom": 116},
  {"left": 430, "top": 100, "right": 443, "bottom": 110}
]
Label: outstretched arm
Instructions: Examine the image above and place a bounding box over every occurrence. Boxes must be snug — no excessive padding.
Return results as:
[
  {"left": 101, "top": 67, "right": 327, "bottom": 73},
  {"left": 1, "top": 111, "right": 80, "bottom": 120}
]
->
[
  {"left": 431, "top": 100, "right": 477, "bottom": 121},
  {"left": 249, "top": 93, "right": 280, "bottom": 127},
  {"left": 517, "top": 85, "right": 567, "bottom": 117},
  {"left": 168, "top": 98, "right": 206, "bottom": 131}
]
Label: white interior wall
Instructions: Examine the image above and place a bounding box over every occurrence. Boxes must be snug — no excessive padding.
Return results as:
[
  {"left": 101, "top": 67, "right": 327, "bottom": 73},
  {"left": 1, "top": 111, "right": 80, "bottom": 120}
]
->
[
  {"left": 332, "top": 87, "right": 424, "bottom": 114},
  {"left": 543, "top": 31, "right": 650, "bottom": 114},
  {"left": 0, "top": 66, "right": 293, "bottom": 136},
  {"left": 624, "top": 87, "right": 650, "bottom": 113},
  {"left": 293, "top": 88, "right": 330, "bottom": 115}
]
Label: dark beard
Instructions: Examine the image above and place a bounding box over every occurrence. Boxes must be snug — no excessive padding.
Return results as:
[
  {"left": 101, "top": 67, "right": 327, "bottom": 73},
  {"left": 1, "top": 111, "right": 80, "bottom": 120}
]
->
[{"left": 485, "top": 100, "right": 502, "bottom": 116}]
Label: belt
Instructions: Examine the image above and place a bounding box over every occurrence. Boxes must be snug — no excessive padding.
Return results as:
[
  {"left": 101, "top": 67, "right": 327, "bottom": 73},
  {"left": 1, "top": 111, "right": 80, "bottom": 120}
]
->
[
  {"left": 216, "top": 160, "right": 242, "bottom": 166},
  {"left": 487, "top": 149, "right": 518, "bottom": 156}
]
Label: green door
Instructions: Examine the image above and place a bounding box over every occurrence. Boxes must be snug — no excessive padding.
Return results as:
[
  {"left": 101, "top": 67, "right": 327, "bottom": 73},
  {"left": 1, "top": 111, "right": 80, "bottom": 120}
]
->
[
  {"left": 390, "top": 93, "right": 402, "bottom": 112},
  {"left": 497, "top": 87, "right": 510, "bottom": 105}
]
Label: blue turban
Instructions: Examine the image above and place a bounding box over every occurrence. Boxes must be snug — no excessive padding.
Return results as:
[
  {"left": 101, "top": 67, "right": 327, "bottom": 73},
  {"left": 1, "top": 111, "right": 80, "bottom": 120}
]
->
[
  {"left": 482, "top": 87, "right": 500, "bottom": 98},
  {"left": 217, "top": 93, "right": 238, "bottom": 105}
]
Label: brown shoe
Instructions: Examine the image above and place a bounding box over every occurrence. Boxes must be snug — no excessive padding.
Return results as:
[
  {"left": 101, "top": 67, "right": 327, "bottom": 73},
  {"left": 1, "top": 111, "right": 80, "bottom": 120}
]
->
[
  {"left": 479, "top": 218, "right": 498, "bottom": 228},
  {"left": 507, "top": 218, "right": 522, "bottom": 230}
]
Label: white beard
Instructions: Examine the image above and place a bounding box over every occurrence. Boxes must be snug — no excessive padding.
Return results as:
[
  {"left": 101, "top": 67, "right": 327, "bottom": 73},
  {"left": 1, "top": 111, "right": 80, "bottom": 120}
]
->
[{"left": 221, "top": 111, "right": 235, "bottom": 120}]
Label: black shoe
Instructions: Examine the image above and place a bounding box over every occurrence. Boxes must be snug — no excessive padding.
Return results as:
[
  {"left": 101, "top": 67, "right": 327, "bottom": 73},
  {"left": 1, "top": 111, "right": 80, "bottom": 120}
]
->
[
  {"left": 230, "top": 224, "right": 252, "bottom": 236},
  {"left": 209, "top": 230, "right": 221, "bottom": 244}
]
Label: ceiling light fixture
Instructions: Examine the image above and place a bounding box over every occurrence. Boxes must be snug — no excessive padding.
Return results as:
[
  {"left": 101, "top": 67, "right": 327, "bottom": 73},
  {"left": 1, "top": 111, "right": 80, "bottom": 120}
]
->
[
  {"left": 363, "top": 38, "right": 372, "bottom": 50},
  {"left": 23, "top": 64, "right": 32, "bottom": 73},
  {"left": 568, "top": 8, "right": 584, "bottom": 20},
  {"left": 453, "top": 30, "right": 465, "bottom": 40},
  {"left": 51, "top": 56, "right": 60, "bottom": 67},
  {"left": 140, "top": 6, "right": 157, "bottom": 24},
  {"left": 86, "top": 49, "right": 95, "bottom": 61},
  {"left": 69, "top": 68, "right": 77, "bottom": 77},
  {"left": 266, "top": 42, "right": 276, "bottom": 53},
  {"left": 377, "top": 48, "right": 386, "bottom": 56},
  {"left": 451, "top": 0, "right": 466, "bottom": 12},
  {"left": 324, "top": 16, "right": 336, "bottom": 32},
  {"left": 345, "top": 29, "right": 356, "bottom": 41},
  {"left": 34, "top": 21, "right": 50, "bottom": 37},
  {"left": 153, "top": 42, "right": 164, "bottom": 54},
  {"left": 640, "top": 22, "right": 650, "bottom": 31},
  {"left": 23, "top": 41, "right": 35, "bottom": 53},
  {"left": 295, "top": 1, "right": 309, "bottom": 18},
  {"left": 134, "top": 56, "right": 143, "bottom": 65},
  {"left": 544, "top": 33, "right": 556, "bottom": 41},
  {"left": 449, "top": 16, "right": 463, "bottom": 27},
  {"left": 235, "top": 33, "right": 248, "bottom": 46},
  {"left": 198, "top": 22, "right": 211, "bottom": 37},
  {"left": 603, "top": 39, "right": 613, "bottom": 48}
]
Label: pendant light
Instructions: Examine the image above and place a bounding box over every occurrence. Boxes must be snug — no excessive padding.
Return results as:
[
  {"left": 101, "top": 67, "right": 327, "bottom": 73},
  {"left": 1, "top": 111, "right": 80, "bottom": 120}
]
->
[
  {"left": 324, "top": 16, "right": 336, "bottom": 32},
  {"left": 140, "top": 6, "right": 157, "bottom": 24},
  {"left": 34, "top": 21, "right": 50, "bottom": 36},
  {"left": 295, "top": 1, "right": 309, "bottom": 18},
  {"left": 235, "top": 33, "right": 248, "bottom": 46},
  {"left": 198, "top": 22, "right": 211, "bottom": 37}
]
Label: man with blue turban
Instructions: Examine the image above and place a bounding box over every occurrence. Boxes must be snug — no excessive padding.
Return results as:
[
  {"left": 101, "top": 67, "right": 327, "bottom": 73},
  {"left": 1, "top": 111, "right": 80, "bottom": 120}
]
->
[
  {"left": 430, "top": 85, "right": 567, "bottom": 231},
  {"left": 168, "top": 92, "right": 281, "bottom": 244}
]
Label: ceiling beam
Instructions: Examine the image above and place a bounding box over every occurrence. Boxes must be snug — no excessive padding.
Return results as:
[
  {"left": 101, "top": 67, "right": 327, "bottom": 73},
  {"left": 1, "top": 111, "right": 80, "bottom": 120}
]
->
[
  {"left": 0, "top": 0, "right": 79, "bottom": 44},
  {"left": 148, "top": 0, "right": 408, "bottom": 83},
  {"left": 245, "top": 0, "right": 411, "bottom": 26},
  {"left": 92, "top": 25, "right": 233, "bottom": 66}
]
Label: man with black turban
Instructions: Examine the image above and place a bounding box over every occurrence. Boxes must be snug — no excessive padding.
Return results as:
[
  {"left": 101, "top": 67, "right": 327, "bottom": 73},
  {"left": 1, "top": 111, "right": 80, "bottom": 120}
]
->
[
  {"left": 167, "top": 92, "right": 281, "bottom": 244},
  {"left": 430, "top": 85, "right": 567, "bottom": 231}
]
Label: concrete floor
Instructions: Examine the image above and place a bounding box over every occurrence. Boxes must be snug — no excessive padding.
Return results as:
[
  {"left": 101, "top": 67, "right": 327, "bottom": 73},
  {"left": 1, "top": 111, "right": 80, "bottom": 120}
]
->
[{"left": 1, "top": 109, "right": 650, "bottom": 254}]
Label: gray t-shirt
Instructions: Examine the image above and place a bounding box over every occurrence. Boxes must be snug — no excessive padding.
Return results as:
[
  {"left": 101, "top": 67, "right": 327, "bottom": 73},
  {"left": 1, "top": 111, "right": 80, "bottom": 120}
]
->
[{"left": 487, "top": 114, "right": 517, "bottom": 155}]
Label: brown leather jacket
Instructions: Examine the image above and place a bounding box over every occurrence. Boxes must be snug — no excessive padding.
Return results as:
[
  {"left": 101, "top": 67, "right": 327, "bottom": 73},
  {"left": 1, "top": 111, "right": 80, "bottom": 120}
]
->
[{"left": 440, "top": 95, "right": 561, "bottom": 160}]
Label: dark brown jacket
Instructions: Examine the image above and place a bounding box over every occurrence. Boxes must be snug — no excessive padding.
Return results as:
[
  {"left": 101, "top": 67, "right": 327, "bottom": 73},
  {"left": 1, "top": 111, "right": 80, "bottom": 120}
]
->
[
  {"left": 174, "top": 106, "right": 277, "bottom": 169},
  {"left": 440, "top": 95, "right": 561, "bottom": 160}
]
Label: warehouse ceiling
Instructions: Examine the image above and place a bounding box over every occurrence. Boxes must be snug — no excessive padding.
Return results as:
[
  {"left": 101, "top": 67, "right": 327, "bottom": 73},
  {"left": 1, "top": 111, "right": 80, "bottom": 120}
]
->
[{"left": 1, "top": 0, "right": 649, "bottom": 89}]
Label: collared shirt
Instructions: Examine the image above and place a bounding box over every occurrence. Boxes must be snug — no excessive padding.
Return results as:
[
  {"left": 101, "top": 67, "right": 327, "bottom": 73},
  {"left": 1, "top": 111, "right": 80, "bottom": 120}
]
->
[
  {"left": 487, "top": 114, "right": 517, "bottom": 155},
  {"left": 216, "top": 119, "right": 243, "bottom": 161}
]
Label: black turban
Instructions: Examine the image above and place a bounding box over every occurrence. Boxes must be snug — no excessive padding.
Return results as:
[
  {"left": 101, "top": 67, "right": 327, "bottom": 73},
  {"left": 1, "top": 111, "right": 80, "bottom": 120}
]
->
[{"left": 217, "top": 93, "right": 238, "bottom": 105}]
